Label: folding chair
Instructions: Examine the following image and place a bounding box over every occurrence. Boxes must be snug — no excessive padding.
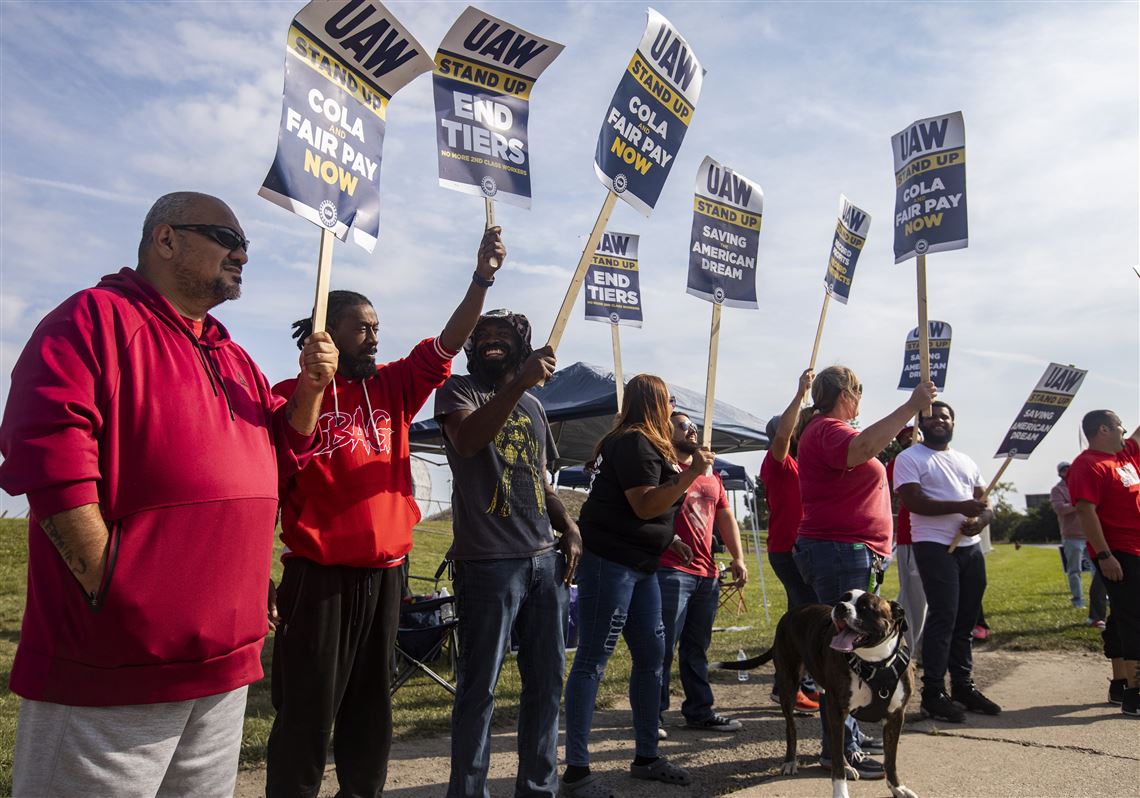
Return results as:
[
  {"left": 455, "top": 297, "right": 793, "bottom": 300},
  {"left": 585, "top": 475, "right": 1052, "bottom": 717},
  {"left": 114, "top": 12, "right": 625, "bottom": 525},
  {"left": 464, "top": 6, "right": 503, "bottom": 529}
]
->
[
  {"left": 390, "top": 592, "right": 459, "bottom": 696},
  {"left": 717, "top": 563, "right": 748, "bottom": 615}
]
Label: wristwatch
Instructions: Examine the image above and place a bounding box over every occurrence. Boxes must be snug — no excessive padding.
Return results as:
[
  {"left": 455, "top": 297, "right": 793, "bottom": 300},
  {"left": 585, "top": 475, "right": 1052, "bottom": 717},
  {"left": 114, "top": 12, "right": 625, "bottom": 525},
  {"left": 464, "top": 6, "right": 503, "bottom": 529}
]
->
[
  {"left": 1094, "top": 550, "right": 1112, "bottom": 561},
  {"left": 471, "top": 271, "right": 495, "bottom": 288}
]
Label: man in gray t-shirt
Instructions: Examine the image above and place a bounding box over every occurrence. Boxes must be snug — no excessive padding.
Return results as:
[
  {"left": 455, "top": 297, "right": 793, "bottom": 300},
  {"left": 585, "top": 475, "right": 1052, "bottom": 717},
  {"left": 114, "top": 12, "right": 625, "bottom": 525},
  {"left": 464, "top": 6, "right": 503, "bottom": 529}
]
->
[{"left": 435, "top": 310, "right": 581, "bottom": 798}]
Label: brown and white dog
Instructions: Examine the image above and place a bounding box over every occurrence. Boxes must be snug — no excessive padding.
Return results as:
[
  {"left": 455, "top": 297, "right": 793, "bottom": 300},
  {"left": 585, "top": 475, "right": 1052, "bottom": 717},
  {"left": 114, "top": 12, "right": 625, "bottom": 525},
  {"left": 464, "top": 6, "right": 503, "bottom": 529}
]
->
[{"left": 717, "top": 590, "right": 917, "bottom": 798}]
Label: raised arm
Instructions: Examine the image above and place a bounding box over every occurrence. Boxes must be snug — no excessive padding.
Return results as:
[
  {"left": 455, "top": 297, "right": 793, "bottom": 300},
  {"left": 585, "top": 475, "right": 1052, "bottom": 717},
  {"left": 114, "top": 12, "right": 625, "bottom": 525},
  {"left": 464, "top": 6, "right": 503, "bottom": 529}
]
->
[
  {"left": 770, "top": 369, "right": 813, "bottom": 462},
  {"left": 285, "top": 331, "right": 338, "bottom": 435},
  {"left": 437, "top": 227, "right": 505, "bottom": 355},
  {"left": 624, "top": 448, "right": 715, "bottom": 520},
  {"left": 846, "top": 382, "right": 937, "bottom": 467}
]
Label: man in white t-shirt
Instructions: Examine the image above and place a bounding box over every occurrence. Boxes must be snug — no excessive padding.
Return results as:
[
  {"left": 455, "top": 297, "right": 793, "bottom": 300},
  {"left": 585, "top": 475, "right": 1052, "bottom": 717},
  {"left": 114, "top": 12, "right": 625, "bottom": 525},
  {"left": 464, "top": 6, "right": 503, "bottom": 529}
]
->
[{"left": 893, "top": 401, "right": 1001, "bottom": 723}]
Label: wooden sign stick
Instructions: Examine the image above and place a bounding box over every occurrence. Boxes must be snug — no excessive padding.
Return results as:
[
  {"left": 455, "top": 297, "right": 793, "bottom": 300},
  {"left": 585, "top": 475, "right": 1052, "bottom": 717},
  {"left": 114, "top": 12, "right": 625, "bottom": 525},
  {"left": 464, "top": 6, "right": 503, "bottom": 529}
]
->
[
  {"left": 947, "top": 453, "right": 1014, "bottom": 552},
  {"left": 611, "top": 322, "right": 625, "bottom": 410},
  {"left": 484, "top": 197, "right": 500, "bottom": 268},
  {"left": 808, "top": 292, "right": 831, "bottom": 371},
  {"left": 916, "top": 253, "right": 932, "bottom": 413},
  {"left": 545, "top": 191, "right": 618, "bottom": 353},
  {"left": 701, "top": 303, "right": 722, "bottom": 449},
  {"left": 311, "top": 228, "right": 335, "bottom": 333}
]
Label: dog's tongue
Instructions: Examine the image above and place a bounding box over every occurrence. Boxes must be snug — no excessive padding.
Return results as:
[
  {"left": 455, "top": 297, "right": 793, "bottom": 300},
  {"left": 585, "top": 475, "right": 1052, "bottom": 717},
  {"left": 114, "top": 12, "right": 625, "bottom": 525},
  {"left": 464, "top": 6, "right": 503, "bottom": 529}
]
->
[{"left": 830, "top": 627, "right": 860, "bottom": 652}]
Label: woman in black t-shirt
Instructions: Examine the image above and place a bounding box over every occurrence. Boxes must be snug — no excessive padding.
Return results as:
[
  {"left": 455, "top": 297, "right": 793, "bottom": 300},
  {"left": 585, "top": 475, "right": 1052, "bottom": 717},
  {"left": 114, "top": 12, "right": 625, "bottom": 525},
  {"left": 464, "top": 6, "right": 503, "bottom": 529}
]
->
[{"left": 561, "top": 375, "right": 713, "bottom": 795}]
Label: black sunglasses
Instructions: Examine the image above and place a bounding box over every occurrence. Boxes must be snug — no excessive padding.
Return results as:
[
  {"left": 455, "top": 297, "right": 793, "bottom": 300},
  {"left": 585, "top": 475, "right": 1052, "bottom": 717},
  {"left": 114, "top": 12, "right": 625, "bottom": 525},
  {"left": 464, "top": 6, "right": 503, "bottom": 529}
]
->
[{"left": 170, "top": 224, "right": 250, "bottom": 253}]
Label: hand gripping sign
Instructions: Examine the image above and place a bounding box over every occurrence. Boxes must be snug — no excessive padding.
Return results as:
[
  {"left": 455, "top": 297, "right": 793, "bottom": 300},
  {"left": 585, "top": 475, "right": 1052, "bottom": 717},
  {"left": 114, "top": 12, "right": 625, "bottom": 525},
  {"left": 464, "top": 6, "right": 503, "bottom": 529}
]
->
[
  {"left": 686, "top": 156, "right": 763, "bottom": 446},
  {"left": 584, "top": 232, "right": 641, "bottom": 408},
  {"left": 259, "top": 0, "right": 433, "bottom": 332},
  {"left": 545, "top": 8, "right": 704, "bottom": 359},
  {"left": 810, "top": 195, "right": 871, "bottom": 369},
  {"left": 593, "top": 8, "right": 706, "bottom": 218},
  {"left": 948, "top": 362, "right": 1087, "bottom": 552},
  {"left": 898, "top": 321, "right": 952, "bottom": 390},
  {"left": 433, "top": 7, "right": 563, "bottom": 210}
]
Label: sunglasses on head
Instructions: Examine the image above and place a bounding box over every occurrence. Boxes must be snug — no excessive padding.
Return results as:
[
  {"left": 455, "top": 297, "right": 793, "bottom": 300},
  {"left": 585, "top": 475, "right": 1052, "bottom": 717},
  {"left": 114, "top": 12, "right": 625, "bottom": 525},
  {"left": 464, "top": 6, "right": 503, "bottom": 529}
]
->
[{"left": 170, "top": 224, "right": 250, "bottom": 253}]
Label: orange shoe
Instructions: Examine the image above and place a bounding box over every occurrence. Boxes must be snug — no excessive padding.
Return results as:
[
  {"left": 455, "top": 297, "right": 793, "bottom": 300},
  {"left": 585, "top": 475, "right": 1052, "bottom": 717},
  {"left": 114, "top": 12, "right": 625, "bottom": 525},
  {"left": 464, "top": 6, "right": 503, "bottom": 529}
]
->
[{"left": 794, "top": 690, "right": 820, "bottom": 712}]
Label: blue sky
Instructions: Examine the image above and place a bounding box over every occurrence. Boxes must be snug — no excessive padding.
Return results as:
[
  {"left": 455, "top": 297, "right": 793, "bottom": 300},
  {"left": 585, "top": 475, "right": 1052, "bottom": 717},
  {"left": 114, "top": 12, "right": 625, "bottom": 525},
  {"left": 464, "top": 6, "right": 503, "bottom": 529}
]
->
[{"left": 1, "top": 1, "right": 1137, "bottom": 517}]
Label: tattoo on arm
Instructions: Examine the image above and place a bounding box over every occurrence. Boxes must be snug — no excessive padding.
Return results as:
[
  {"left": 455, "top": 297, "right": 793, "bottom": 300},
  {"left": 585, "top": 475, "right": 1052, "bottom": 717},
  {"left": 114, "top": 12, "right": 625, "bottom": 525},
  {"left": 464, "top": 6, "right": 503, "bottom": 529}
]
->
[
  {"left": 41, "top": 517, "right": 88, "bottom": 576},
  {"left": 284, "top": 392, "right": 299, "bottom": 423}
]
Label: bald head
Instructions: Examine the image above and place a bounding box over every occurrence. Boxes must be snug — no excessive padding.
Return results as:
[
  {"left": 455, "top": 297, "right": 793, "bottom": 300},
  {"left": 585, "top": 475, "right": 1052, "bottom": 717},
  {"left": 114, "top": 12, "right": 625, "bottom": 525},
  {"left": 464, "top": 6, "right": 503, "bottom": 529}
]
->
[{"left": 135, "top": 192, "right": 248, "bottom": 318}]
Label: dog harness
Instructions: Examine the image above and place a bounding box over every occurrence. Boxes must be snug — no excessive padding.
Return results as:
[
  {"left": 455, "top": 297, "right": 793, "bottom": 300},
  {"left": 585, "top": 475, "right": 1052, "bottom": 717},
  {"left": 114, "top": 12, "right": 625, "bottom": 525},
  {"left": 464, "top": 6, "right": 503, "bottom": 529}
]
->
[{"left": 846, "top": 620, "right": 911, "bottom": 721}]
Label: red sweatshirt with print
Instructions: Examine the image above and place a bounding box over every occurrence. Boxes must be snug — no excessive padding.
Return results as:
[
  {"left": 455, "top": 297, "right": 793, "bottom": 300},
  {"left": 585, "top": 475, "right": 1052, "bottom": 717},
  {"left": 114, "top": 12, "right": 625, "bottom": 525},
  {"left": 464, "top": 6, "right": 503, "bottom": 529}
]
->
[
  {"left": 0, "top": 268, "right": 318, "bottom": 706},
  {"left": 274, "top": 338, "right": 455, "bottom": 568}
]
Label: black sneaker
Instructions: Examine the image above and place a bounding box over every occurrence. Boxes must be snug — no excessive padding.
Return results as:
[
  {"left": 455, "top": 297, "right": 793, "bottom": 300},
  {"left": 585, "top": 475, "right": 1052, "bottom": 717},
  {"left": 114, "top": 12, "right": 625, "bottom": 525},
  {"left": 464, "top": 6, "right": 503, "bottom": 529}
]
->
[
  {"left": 857, "top": 734, "right": 884, "bottom": 753},
  {"left": 952, "top": 680, "right": 1002, "bottom": 715},
  {"left": 921, "top": 688, "right": 966, "bottom": 722},
  {"left": 1109, "top": 678, "right": 1127, "bottom": 705},
  {"left": 818, "top": 750, "right": 885, "bottom": 780},
  {"left": 1123, "top": 687, "right": 1139, "bottom": 717},
  {"left": 685, "top": 713, "right": 741, "bottom": 732}
]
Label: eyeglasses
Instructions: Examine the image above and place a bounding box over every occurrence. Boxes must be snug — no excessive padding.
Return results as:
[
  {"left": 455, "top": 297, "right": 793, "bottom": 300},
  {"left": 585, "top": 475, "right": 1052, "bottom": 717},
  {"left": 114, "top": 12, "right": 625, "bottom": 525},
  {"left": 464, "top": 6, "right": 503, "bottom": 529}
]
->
[
  {"left": 170, "top": 224, "right": 250, "bottom": 253},
  {"left": 678, "top": 420, "right": 698, "bottom": 433}
]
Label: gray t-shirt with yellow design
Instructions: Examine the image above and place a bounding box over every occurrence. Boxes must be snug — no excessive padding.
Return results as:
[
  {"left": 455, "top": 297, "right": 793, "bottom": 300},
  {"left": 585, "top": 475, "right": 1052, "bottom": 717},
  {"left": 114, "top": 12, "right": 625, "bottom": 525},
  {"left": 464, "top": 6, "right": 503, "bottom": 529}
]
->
[{"left": 434, "top": 374, "right": 558, "bottom": 560}]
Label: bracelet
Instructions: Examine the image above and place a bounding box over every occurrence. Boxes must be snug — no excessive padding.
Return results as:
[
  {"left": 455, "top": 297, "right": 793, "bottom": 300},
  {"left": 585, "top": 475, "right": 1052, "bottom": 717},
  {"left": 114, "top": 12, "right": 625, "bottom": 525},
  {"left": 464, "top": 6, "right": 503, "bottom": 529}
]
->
[{"left": 472, "top": 271, "right": 495, "bottom": 288}]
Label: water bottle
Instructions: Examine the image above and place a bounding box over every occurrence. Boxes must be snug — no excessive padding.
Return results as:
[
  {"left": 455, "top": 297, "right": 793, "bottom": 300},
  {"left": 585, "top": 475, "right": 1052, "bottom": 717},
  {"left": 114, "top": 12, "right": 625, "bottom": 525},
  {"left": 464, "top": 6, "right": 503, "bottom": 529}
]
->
[
  {"left": 736, "top": 648, "right": 749, "bottom": 682},
  {"left": 438, "top": 587, "right": 454, "bottom": 622}
]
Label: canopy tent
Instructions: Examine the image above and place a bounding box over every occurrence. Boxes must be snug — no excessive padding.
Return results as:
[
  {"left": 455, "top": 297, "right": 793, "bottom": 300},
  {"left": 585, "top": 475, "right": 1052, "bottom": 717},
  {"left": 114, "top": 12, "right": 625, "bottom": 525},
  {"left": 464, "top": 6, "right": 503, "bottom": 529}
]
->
[
  {"left": 556, "top": 456, "right": 753, "bottom": 490},
  {"left": 409, "top": 361, "right": 770, "bottom": 469}
]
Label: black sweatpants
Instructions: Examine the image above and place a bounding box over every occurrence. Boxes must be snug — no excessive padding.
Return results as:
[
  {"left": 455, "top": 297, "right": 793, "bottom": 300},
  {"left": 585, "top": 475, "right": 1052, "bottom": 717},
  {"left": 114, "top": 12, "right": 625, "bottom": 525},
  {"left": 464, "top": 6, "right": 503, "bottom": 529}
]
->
[
  {"left": 913, "top": 541, "right": 986, "bottom": 690},
  {"left": 266, "top": 557, "right": 403, "bottom": 798},
  {"left": 1096, "top": 551, "right": 1140, "bottom": 661}
]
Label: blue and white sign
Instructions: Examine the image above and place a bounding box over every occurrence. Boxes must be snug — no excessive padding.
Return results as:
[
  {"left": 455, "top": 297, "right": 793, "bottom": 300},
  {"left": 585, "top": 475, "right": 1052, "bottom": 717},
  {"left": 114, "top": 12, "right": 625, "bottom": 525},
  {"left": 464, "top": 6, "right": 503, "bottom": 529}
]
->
[
  {"left": 585, "top": 232, "right": 642, "bottom": 327},
  {"left": 898, "top": 320, "right": 952, "bottom": 390},
  {"left": 433, "top": 7, "right": 563, "bottom": 209},
  {"left": 260, "top": 0, "right": 433, "bottom": 253},
  {"left": 594, "top": 8, "right": 705, "bottom": 217},
  {"left": 686, "top": 156, "right": 762, "bottom": 308},
  {"left": 824, "top": 195, "right": 871, "bottom": 305},
  {"left": 996, "top": 363, "right": 1087, "bottom": 460},
  {"left": 892, "top": 111, "right": 967, "bottom": 263}
]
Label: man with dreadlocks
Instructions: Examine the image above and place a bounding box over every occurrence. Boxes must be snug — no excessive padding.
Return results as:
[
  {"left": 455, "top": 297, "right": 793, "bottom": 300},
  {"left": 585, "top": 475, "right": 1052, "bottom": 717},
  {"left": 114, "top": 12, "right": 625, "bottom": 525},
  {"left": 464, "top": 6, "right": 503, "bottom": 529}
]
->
[
  {"left": 435, "top": 310, "right": 582, "bottom": 798},
  {"left": 264, "top": 228, "right": 506, "bottom": 798}
]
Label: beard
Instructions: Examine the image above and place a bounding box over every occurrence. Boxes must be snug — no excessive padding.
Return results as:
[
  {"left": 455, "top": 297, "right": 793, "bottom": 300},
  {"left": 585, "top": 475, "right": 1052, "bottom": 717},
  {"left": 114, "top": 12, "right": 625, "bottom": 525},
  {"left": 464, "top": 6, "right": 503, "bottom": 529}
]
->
[
  {"left": 674, "top": 437, "right": 700, "bottom": 455},
  {"left": 922, "top": 425, "right": 953, "bottom": 445},
  {"left": 175, "top": 263, "right": 241, "bottom": 308},
  {"left": 342, "top": 351, "right": 377, "bottom": 381},
  {"left": 471, "top": 348, "right": 520, "bottom": 383}
]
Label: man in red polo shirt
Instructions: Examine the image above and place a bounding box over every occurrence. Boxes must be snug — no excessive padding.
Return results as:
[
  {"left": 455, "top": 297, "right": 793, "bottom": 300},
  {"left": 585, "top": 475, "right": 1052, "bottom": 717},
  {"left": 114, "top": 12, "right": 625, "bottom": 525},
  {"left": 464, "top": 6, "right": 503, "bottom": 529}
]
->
[{"left": 1067, "top": 409, "right": 1140, "bottom": 717}]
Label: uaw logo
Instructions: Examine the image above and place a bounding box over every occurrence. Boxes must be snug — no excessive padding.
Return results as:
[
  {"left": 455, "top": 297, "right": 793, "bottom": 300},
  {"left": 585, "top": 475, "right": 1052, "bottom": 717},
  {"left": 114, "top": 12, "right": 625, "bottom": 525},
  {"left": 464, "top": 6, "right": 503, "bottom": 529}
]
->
[
  {"left": 713, "top": 287, "right": 726, "bottom": 304},
  {"left": 612, "top": 173, "right": 628, "bottom": 194},
  {"left": 914, "top": 238, "right": 929, "bottom": 255},
  {"left": 609, "top": 311, "right": 620, "bottom": 324},
  {"left": 480, "top": 176, "right": 497, "bottom": 197},
  {"left": 318, "top": 200, "right": 338, "bottom": 228}
]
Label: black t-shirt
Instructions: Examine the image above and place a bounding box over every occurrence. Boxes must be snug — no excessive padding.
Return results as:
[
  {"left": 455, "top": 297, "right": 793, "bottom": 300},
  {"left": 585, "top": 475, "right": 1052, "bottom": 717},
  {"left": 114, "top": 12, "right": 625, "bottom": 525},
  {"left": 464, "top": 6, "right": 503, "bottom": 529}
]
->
[{"left": 578, "top": 431, "right": 682, "bottom": 572}]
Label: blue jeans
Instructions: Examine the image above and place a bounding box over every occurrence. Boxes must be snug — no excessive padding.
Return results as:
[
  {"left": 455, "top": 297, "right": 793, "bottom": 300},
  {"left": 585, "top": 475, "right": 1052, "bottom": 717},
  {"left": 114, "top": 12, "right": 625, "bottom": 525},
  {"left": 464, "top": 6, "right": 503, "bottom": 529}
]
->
[
  {"left": 564, "top": 549, "right": 665, "bottom": 767},
  {"left": 769, "top": 551, "right": 819, "bottom": 610},
  {"left": 657, "top": 568, "right": 719, "bottom": 723},
  {"left": 793, "top": 538, "right": 873, "bottom": 759},
  {"left": 1063, "top": 539, "right": 1089, "bottom": 606},
  {"left": 448, "top": 550, "right": 568, "bottom": 798}
]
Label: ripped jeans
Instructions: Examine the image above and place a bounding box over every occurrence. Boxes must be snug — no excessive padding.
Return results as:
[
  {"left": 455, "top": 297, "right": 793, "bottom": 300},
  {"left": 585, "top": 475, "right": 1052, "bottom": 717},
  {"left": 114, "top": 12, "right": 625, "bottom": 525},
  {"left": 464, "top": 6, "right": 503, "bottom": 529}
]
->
[{"left": 564, "top": 549, "right": 665, "bottom": 767}]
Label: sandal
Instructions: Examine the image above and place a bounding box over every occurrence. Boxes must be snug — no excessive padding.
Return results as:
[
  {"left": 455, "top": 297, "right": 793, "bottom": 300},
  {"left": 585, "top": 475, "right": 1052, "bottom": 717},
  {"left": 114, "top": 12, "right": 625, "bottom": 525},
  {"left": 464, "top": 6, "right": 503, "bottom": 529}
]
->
[
  {"left": 559, "top": 773, "right": 617, "bottom": 798},
  {"left": 630, "top": 756, "right": 692, "bottom": 786}
]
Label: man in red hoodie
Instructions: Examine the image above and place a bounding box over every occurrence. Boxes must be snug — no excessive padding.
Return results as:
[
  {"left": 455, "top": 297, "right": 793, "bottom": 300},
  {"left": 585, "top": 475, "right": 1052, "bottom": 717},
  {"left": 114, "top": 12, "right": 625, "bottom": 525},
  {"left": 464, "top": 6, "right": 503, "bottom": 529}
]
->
[
  {"left": 266, "top": 228, "right": 506, "bottom": 797},
  {"left": 0, "top": 192, "right": 338, "bottom": 796}
]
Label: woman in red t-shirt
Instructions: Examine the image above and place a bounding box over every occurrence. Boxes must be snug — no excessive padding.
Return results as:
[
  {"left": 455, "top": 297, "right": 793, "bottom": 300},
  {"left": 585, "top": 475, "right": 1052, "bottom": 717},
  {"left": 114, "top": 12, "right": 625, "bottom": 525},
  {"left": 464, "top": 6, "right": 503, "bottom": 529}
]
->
[{"left": 790, "top": 365, "right": 935, "bottom": 773}]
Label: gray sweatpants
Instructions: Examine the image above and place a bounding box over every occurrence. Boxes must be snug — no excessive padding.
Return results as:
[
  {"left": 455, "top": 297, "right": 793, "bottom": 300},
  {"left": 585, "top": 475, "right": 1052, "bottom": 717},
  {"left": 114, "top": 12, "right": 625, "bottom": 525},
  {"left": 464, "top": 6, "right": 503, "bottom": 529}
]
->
[
  {"left": 12, "top": 685, "right": 248, "bottom": 798},
  {"left": 895, "top": 543, "right": 928, "bottom": 654}
]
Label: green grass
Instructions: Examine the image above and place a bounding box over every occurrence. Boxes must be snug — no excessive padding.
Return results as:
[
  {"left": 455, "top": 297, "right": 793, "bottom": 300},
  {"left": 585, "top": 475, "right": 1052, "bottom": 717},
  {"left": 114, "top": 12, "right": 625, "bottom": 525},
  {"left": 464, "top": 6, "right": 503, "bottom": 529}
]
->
[{"left": 0, "top": 517, "right": 1102, "bottom": 791}]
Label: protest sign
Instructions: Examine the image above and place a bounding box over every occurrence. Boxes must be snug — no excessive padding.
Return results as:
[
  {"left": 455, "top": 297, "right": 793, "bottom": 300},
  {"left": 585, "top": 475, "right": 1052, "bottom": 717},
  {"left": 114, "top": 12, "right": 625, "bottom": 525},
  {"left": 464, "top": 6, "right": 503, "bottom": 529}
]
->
[
  {"left": 899, "top": 321, "right": 952, "bottom": 390},
  {"left": 593, "top": 8, "right": 705, "bottom": 217},
  {"left": 433, "top": 7, "right": 563, "bottom": 209},
  {"left": 824, "top": 195, "right": 871, "bottom": 305},
  {"left": 584, "top": 232, "right": 642, "bottom": 327},
  {"left": 809, "top": 195, "right": 871, "bottom": 368},
  {"left": 686, "top": 156, "right": 762, "bottom": 309},
  {"left": 260, "top": 1, "right": 433, "bottom": 257},
  {"left": 949, "top": 362, "right": 1087, "bottom": 552},
  {"left": 892, "top": 111, "right": 967, "bottom": 263},
  {"left": 995, "top": 363, "right": 1087, "bottom": 460}
]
